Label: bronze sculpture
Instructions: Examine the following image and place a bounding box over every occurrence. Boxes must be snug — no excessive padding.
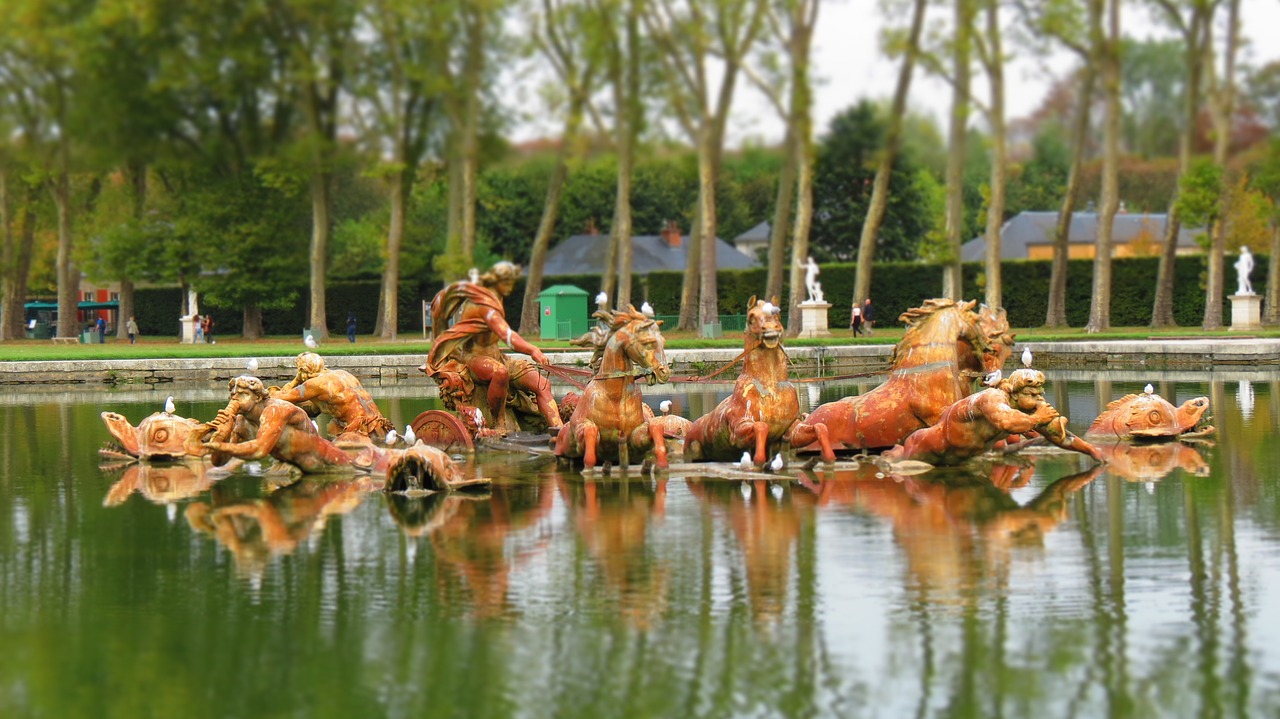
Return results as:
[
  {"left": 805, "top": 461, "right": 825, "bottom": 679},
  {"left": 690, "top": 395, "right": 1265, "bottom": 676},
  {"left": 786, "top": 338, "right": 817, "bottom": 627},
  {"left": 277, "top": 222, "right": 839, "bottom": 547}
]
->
[
  {"left": 274, "top": 352, "right": 395, "bottom": 441},
  {"left": 1085, "top": 390, "right": 1213, "bottom": 440}
]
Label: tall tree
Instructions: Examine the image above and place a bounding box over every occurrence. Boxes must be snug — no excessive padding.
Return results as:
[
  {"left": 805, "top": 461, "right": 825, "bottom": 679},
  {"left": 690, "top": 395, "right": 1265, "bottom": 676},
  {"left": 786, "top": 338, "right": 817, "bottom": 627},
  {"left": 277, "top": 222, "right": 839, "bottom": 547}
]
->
[
  {"left": 1085, "top": 0, "right": 1120, "bottom": 333},
  {"left": 937, "top": 0, "right": 975, "bottom": 299},
  {"left": 645, "top": 0, "right": 767, "bottom": 335},
  {"left": 1199, "top": 0, "right": 1239, "bottom": 330},
  {"left": 352, "top": 0, "right": 448, "bottom": 339},
  {"left": 518, "top": 0, "right": 601, "bottom": 333},
  {"left": 974, "top": 0, "right": 1006, "bottom": 309},
  {"left": 852, "top": 0, "right": 926, "bottom": 309},
  {"left": 1150, "top": 0, "right": 1216, "bottom": 327},
  {"left": 1252, "top": 139, "right": 1280, "bottom": 324},
  {"left": 268, "top": 0, "right": 357, "bottom": 339}
]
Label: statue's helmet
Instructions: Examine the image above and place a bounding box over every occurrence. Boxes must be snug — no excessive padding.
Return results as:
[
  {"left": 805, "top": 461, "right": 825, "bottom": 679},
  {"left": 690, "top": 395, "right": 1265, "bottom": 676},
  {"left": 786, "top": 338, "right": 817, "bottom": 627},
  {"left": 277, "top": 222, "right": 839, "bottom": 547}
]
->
[
  {"left": 228, "top": 375, "right": 270, "bottom": 401},
  {"left": 1005, "top": 368, "right": 1046, "bottom": 393},
  {"left": 483, "top": 261, "right": 522, "bottom": 286},
  {"left": 296, "top": 352, "right": 326, "bottom": 377}
]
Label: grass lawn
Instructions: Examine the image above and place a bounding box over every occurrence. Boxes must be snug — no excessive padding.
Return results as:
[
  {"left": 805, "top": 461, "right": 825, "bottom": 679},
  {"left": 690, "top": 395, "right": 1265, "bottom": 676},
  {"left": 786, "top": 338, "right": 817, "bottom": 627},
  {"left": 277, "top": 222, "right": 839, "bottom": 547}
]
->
[{"left": 1, "top": 325, "right": 1276, "bottom": 362}]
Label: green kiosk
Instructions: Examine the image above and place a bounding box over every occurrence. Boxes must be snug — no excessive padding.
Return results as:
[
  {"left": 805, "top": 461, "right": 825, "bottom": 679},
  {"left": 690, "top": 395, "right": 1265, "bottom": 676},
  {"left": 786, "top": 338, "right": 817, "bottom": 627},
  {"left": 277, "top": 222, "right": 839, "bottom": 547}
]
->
[{"left": 537, "top": 285, "right": 589, "bottom": 340}]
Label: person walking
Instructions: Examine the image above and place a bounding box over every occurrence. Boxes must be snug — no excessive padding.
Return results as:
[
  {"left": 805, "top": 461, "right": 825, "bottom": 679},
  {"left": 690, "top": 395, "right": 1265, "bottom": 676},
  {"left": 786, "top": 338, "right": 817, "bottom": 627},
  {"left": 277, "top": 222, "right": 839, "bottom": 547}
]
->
[
  {"left": 851, "top": 304, "right": 864, "bottom": 336},
  {"left": 194, "top": 314, "right": 204, "bottom": 343},
  {"left": 203, "top": 314, "right": 215, "bottom": 344},
  {"left": 862, "top": 298, "right": 875, "bottom": 336},
  {"left": 126, "top": 316, "right": 139, "bottom": 344},
  {"left": 346, "top": 311, "right": 357, "bottom": 343},
  {"left": 96, "top": 316, "right": 107, "bottom": 344}
]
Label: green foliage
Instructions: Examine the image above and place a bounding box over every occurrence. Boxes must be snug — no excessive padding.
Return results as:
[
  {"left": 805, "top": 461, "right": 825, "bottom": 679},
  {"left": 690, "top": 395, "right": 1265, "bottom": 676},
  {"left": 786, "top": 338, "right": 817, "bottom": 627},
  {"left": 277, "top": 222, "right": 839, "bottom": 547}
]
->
[{"left": 1175, "top": 159, "right": 1224, "bottom": 228}]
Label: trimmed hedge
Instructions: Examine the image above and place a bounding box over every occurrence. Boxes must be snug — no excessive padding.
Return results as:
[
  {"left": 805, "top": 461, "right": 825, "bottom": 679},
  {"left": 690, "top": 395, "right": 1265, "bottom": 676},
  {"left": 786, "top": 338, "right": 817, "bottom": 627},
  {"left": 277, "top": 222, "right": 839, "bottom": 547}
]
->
[{"left": 133, "top": 254, "right": 1259, "bottom": 337}]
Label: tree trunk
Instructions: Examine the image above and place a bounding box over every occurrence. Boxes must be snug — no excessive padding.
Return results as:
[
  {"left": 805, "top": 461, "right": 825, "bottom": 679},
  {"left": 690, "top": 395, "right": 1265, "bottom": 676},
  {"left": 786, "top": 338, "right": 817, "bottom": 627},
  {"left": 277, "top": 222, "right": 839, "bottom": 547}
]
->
[
  {"left": 785, "top": 12, "right": 817, "bottom": 337},
  {"left": 696, "top": 128, "right": 720, "bottom": 334},
  {"left": 0, "top": 170, "right": 13, "bottom": 340},
  {"left": 1201, "top": 0, "right": 1239, "bottom": 331},
  {"left": 766, "top": 124, "right": 796, "bottom": 305},
  {"left": 615, "top": 8, "right": 641, "bottom": 309},
  {"left": 1086, "top": 0, "right": 1120, "bottom": 333},
  {"left": 117, "top": 162, "right": 146, "bottom": 340},
  {"left": 1045, "top": 66, "right": 1095, "bottom": 328},
  {"left": 1153, "top": 6, "right": 1209, "bottom": 327},
  {"left": 853, "top": 0, "right": 925, "bottom": 306},
  {"left": 1267, "top": 222, "right": 1280, "bottom": 324},
  {"left": 243, "top": 303, "right": 264, "bottom": 340},
  {"left": 443, "top": 131, "right": 467, "bottom": 277},
  {"left": 982, "top": 0, "right": 1007, "bottom": 309},
  {"left": 1, "top": 184, "right": 38, "bottom": 341},
  {"left": 941, "top": 0, "right": 972, "bottom": 300},
  {"left": 308, "top": 171, "right": 332, "bottom": 338},
  {"left": 53, "top": 170, "right": 77, "bottom": 339},
  {"left": 380, "top": 169, "right": 411, "bottom": 339},
  {"left": 678, "top": 206, "right": 701, "bottom": 331}
]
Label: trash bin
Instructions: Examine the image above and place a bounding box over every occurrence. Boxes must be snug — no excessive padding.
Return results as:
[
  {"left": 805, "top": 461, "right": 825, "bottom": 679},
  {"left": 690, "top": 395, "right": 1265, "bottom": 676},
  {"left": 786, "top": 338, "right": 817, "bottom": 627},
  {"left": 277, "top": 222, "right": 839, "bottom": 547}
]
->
[
  {"left": 81, "top": 329, "right": 95, "bottom": 344},
  {"left": 537, "top": 285, "right": 589, "bottom": 340}
]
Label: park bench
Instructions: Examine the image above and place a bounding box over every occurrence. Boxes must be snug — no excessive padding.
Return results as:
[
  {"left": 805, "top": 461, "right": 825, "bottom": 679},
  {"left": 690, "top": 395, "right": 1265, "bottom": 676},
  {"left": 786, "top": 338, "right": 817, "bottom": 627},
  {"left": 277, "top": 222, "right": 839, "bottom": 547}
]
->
[{"left": 51, "top": 336, "right": 79, "bottom": 345}]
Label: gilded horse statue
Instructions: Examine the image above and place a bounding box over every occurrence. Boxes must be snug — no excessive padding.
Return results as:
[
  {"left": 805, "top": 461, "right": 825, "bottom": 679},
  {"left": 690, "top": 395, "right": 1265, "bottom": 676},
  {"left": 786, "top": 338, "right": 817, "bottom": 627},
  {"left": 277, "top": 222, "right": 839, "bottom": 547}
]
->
[
  {"left": 553, "top": 306, "right": 674, "bottom": 469},
  {"left": 790, "top": 298, "right": 1013, "bottom": 462},
  {"left": 684, "top": 297, "right": 799, "bottom": 466}
]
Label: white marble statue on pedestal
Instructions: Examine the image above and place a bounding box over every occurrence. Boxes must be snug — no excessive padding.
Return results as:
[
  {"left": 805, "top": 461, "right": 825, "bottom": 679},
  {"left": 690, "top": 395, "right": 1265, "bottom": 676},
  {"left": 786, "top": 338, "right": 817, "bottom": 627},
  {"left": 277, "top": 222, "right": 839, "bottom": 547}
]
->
[
  {"left": 1235, "top": 247, "right": 1254, "bottom": 295},
  {"left": 803, "top": 255, "right": 824, "bottom": 304},
  {"left": 186, "top": 288, "right": 199, "bottom": 318}
]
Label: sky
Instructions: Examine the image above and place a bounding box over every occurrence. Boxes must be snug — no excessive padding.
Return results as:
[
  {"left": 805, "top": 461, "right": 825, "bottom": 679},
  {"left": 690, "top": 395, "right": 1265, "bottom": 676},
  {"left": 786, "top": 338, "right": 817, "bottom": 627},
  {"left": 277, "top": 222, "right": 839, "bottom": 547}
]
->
[{"left": 722, "top": 0, "right": 1280, "bottom": 148}]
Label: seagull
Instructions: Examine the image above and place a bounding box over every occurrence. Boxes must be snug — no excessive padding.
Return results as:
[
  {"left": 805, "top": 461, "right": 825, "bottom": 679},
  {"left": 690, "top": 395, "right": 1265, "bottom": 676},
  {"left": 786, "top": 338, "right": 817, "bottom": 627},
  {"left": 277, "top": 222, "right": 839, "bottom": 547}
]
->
[
  {"left": 770, "top": 453, "right": 784, "bottom": 472},
  {"left": 1021, "top": 346, "right": 1033, "bottom": 368},
  {"left": 246, "top": 358, "right": 259, "bottom": 374},
  {"left": 763, "top": 301, "right": 779, "bottom": 315},
  {"left": 1144, "top": 383, "right": 1154, "bottom": 395},
  {"left": 595, "top": 291, "right": 608, "bottom": 307},
  {"left": 472, "top": 408, "right": 484, "bottom": 428},
  {"left": 385, "top": 428, "right": 398, "bottom": 446},
  {"left": 404, "top": 424, "right": 417, "bottom": 445},
  {"left": 982, "top": 368, "right": 1003, "bottom": 387},
  {"left": 164, "top": 396, "right": 175, "bottom": 415},
  {"left": 304, "top": 334, "right": 319, "bottom": 349},
  {"left": 740, "top": 482, "right": 752, "bottom": 501},
  {"left": 739, "top": 452, "right": 753, "bottom": 471},
  {"left": 640, "top": 301, "right": 654, "bottom": 317},
  {"left": 659, "top": 400, "right": 671, "bottom": 416}
]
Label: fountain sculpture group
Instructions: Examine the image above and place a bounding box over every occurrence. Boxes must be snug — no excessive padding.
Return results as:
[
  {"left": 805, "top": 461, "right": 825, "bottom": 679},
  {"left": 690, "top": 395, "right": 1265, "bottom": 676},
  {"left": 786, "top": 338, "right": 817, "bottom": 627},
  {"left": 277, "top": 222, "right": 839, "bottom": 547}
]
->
[{"left": 100, "top": 261, "right": 1217, "bottom": 497}]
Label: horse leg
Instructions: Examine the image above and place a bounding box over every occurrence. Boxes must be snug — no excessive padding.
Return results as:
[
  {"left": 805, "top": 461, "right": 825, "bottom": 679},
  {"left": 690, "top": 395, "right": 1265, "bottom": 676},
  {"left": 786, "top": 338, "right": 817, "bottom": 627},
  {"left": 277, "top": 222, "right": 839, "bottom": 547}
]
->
[
  {"left": 647, "top": 421, "right": 670, "bottom": 469},
  {"left": 751, "top": 421, "right": 769, "bottom": 465},
  {"left": 577, "top": 421, "right": 600, "bottom": 469},
  {"left": 618, "top": 434, "right": 630, "bottom": 470},
  {"left": 813, "top": 422, "right": 835, "bottom": 463}
]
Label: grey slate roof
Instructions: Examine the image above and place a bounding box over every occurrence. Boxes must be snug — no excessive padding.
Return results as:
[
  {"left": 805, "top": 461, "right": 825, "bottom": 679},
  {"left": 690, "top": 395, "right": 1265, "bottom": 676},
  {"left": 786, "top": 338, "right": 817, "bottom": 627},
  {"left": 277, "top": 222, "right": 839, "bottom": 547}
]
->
[
  {"left": 961, "top": 211, "right": 1206, "bottom": 261},
  {"left": 543, "top": 233, "right": 759, "bottom": 276}
]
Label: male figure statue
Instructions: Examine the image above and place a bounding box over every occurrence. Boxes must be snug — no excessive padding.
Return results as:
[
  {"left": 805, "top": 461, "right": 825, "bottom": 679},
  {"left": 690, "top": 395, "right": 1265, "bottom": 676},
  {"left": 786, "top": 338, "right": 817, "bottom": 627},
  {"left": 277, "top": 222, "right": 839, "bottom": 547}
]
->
[
  {"left": 200, "top": 376, "right": 353, "bottom": 473},
  {"left": 803, "top": 256, "right": 823, "bottom": 303},
  {"left": 424, "top": 261, "right": 562, "bottom": 434},
  {"left": 274, "top": 352, "right": 395, "bottom": 441},
  {"left": 884, "top": 369, "right": 1104, "bottom": 466},
  {"left": 1235, "top": 246, "right": 1254, "bottom": 295}
]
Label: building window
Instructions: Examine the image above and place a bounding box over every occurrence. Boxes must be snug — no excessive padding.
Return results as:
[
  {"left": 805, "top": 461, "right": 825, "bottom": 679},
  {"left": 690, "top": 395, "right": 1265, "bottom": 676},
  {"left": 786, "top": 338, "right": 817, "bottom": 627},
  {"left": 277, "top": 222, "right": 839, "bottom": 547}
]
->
[{"left": 110, "top": 292, "right": 119, "bottom": 301}]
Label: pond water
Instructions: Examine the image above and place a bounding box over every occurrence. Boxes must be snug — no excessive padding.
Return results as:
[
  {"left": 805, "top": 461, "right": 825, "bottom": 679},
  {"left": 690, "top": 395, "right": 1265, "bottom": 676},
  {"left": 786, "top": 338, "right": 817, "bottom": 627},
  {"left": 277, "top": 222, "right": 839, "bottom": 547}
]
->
[{"left": 2, "top": 371, "right": 1280, "bottom": 718}]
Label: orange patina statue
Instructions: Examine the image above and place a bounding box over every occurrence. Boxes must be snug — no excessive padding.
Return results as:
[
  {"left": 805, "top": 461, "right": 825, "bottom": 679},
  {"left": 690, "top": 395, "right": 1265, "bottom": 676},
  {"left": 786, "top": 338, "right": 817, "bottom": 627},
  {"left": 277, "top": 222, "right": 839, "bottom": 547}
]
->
[
  {"left": 790, "top": 299, "right": 1014, "bottom": 462},
  {"left": 273, "top": 352, "right": 395, "bottom": 441},
  {"left": 553, "top": 306, "right": 674, "bottom": 469},
  {"left": 883, "top": 368, "right": 1104, "bottom": 466},
  {"left": 685, "top": 297, "right": 799, "bottom": 466},
  {"left": 101, "top": 410, "right": 203, "bottom": 461},
  {"left": 1085, "top": 391, "right": 1213, "bottom": 440}
]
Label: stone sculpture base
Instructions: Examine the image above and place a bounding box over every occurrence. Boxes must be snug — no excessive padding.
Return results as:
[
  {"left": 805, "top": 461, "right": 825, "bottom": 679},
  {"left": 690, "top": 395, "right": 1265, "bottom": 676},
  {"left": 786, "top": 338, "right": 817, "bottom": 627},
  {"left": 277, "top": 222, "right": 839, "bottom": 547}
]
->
[
  {"left": 180, "top": 316, "right": 199, "bottom": 344},
  {"left": 1229, "top": 294, "right": 1262, "bottom": 331},
  {"left": 797, "top": 301, "right": 832, "bottom": 338}
]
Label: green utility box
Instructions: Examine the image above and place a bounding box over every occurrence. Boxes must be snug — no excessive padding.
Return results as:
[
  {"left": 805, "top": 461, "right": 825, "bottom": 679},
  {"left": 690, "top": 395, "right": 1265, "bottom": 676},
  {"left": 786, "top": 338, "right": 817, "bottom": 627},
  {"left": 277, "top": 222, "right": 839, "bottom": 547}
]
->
[{"left": 537, "top": 285, "right": 590, "bottom": 340}]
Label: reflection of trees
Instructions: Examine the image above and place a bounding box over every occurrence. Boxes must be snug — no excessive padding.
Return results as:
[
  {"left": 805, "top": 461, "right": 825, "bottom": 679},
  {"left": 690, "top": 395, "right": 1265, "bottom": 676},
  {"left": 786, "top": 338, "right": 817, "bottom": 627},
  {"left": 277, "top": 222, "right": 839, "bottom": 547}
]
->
[{"left": 184, "top": 480, "right": 366, "bottom": 579}]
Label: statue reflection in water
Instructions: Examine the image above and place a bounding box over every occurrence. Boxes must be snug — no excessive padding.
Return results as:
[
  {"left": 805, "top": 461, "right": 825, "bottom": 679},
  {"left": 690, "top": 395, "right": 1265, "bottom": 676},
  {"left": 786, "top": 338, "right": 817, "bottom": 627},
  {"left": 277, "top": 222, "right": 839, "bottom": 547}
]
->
[
  {"left": 555, "top": 473, "right": 671, "bottom": 629},
  {"left": 184, "top": 480, "right": 369, "bottom": 580},
  {"left": 685, "top": 477, "right": 822, "bottom": 626},
  {"left": 103, "top": 459, "right": 222, "bottom": 508},
  {"left": 386, "top": 482, "right": 553, "bottom": 619}
]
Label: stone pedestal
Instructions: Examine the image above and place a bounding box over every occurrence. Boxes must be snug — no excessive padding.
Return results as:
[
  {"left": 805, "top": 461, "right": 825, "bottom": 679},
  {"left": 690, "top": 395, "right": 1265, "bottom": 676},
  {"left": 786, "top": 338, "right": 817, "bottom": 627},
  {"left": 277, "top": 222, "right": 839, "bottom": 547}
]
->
[
  {"left": 180, "top": 316, "right": 199, "bottom": 344},
  {"left": 797, "top": 301, "right": 832, "bottom": 338},
  {"left": 1229, "top": 294, "right": 1262, "bottom": 331}
]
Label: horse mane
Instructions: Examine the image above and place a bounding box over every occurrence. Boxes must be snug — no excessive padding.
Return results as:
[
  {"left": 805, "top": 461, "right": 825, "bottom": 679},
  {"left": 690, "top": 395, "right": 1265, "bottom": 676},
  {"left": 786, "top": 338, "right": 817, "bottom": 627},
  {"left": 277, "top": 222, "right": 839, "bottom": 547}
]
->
[
  {"left": 593, "top": 305, "right": 657, "bottom": 333},
  {"left": 891, "top": 298, "right": 977, "bottom": 365}
]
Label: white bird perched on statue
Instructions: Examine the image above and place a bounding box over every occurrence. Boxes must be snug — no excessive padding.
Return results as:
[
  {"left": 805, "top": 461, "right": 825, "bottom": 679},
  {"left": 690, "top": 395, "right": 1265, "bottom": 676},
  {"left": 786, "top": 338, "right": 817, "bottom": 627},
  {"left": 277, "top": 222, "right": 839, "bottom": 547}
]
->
[
  {"left": 770, "top": 453, "right": 784, "bottom": 472},
  {"left": 1021, "top": 346, "right": 1033, "bottom": 368},
  {"left": 404, "top": 424, "right": 417, "bottom": 446},
  {"left": 473, "top": 407, "right": 484, "bottom": 429},
  {"left": 246, "top": 357, "right": 259, "bottom": 374},
  {"left": 304, "top": 334, "right": 318, "bottom": 350},
  {"left": 164, "top": 396, "right": 175, "bottom": 415},
  {"left": 659, "top": 400, "right": 671, "bottom": 416},
  {"left": 762, "top": 301, "right": 779, "bottom": 315},
  {"left": 595, "top": 291, "right": 608, "bottom": 307},
  {"left": 982, "top": 368, "right": 1003, "bottom": 387},
  {"left": 1144, "top": 383, "right": 1154, "bottom": 395},
  {"left": 739, "top": 452, "right": 753, "bottom": 471},
  {"left": 640, "top": 300, "right": 654, "bottom": 317},
  {"left": 385, "top": 428, "right": 398, "bottom": 446}
]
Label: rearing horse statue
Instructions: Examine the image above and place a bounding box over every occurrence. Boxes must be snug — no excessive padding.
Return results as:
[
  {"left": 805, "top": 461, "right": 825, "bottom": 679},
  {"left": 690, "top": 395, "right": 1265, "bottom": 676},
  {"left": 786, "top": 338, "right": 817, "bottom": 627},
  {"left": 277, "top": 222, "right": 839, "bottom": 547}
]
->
[
  {"left": 685, "top": 297, "right": 799, "bottom": 466},
  {"left": 790, "top": 299, "right": 1012, "bottom": 462},
  {"left": 554, "top": 306, "right": 674, "bottom": 469}
]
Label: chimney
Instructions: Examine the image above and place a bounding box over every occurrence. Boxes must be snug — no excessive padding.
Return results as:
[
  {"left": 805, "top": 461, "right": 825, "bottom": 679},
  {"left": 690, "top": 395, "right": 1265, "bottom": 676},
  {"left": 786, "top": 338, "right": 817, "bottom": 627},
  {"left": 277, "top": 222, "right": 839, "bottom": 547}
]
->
[{"left": 660, "top": 219, "right": 682, "bottom": 248}]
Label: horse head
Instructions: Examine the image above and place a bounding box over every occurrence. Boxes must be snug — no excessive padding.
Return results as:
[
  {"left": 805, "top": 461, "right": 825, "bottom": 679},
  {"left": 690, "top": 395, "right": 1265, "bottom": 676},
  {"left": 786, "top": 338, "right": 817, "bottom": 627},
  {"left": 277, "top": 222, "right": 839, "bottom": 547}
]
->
[
  {"left": 596, "top": 305, "right": 671, "bottom": 385},
  {"left": 973, "top": 304, "right": 1015, "bottom": 373},
  {"left": 745, "top": 295, "right": 785, "bottom": 350},
  {"left": 891, "top": 298, "right": 976, "bottom": 368}
]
